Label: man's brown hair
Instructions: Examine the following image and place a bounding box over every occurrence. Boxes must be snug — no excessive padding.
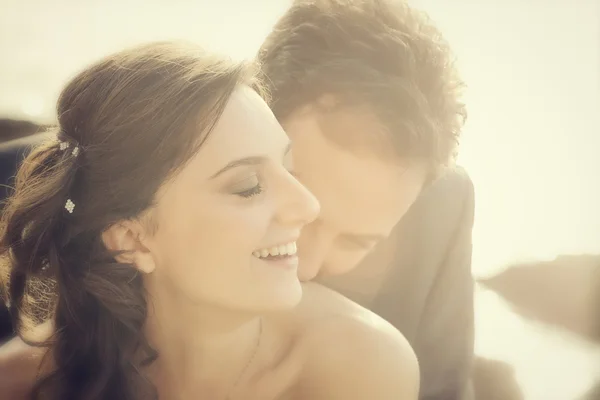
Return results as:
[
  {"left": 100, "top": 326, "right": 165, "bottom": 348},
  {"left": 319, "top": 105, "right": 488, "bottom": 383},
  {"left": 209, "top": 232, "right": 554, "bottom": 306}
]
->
[{"left": 258, "top": 0, "right": 466, "bottom": 176}]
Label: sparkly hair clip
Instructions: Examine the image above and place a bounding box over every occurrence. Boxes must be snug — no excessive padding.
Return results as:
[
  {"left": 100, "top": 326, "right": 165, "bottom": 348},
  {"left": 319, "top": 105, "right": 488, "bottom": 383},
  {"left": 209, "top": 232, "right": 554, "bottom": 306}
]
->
[
  {"left": 58, "top": 140, "right": 80, "bottom": 157},
  {"left": 65, "top": 199, "right": 75, "bottom": 214},
  {"left": 58, "top": 140, "right": 80, "bottom": 214},
  {"left": 58, "top": 137, "right": 81, "bottom": 215}
]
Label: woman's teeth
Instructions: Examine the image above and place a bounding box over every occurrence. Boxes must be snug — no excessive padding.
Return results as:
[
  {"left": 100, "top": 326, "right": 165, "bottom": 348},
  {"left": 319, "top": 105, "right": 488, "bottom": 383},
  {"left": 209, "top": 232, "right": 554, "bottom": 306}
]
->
[{"left": 253, "top": 242, "right": 297, "bottom": 258}]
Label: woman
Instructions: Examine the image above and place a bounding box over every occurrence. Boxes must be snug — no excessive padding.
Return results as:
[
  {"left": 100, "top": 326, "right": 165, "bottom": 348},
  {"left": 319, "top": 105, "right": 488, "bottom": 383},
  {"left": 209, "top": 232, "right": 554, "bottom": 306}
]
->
[{"left": 0, "top": 42, "right": 418, "bottom": 400}]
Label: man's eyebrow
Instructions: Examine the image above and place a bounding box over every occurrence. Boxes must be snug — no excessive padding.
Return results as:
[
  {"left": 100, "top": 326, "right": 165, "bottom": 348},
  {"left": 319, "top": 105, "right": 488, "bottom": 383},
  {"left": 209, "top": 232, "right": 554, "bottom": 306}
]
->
[{"left": 209, "top": 141, "right": 292, "bottom": 180}]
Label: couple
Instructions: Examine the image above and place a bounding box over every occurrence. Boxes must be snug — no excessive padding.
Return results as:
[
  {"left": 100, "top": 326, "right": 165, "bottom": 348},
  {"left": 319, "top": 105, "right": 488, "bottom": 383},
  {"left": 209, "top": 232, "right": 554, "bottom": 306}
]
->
[{"left": 0, "top": 0, "right": 474, "bottom": 399}]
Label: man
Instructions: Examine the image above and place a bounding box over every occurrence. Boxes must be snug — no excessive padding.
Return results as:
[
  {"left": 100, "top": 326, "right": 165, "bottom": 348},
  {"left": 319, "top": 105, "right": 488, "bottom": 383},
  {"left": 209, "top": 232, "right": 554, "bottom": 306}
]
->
[{"left": 257, "top": 1, "right": 475, "bottom": 399}]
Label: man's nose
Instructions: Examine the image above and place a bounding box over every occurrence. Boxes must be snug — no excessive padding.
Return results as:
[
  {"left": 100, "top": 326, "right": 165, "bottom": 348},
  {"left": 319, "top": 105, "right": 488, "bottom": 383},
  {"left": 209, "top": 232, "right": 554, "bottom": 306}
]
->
[{"left": 296, "top": 222, "right": 331, "bottom": 281}]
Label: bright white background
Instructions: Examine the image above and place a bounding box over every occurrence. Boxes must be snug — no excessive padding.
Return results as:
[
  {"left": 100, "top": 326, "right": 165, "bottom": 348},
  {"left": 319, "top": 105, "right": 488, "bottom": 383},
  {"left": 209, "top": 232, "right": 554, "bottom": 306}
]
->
[{"left": 1, "top": 1, "right": 599, "bottom": 398}]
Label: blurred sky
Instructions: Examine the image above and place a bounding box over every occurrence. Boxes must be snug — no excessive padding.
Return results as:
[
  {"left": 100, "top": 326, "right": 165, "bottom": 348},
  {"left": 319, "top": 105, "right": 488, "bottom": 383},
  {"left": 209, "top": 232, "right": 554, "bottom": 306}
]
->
[{"left": 1, "top": 1, "right": 599, "bottom": 398}]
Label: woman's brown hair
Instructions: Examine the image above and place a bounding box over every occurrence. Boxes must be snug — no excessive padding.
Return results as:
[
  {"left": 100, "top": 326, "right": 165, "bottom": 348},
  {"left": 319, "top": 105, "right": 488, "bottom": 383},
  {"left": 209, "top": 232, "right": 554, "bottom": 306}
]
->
[{"left": 0, "top": 41, "right": 265, "bottom": 399}]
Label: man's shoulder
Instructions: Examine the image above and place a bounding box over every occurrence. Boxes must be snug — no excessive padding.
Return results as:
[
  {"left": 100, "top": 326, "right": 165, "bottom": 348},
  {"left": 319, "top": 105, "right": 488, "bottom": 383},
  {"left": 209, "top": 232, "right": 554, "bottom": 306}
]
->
[
  {"left": 415, "top": 166, "right": 474, "bottom": 216},
  {"left": 391, "top": 165, "right": 475, "bottom": 270},
  {"left": 434, "top": 166, "right": 474, "bottom": 193}
]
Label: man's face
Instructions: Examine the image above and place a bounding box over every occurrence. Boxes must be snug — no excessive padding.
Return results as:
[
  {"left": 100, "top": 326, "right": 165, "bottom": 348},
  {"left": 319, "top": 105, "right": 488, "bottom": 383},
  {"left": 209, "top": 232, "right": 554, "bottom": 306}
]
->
[{"left": 282, "top": 105, "right": 427, "bottom": 281}]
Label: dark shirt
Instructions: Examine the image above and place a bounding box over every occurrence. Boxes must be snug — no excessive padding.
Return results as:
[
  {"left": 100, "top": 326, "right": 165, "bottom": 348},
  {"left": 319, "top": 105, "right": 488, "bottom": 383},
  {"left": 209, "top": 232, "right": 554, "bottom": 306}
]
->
[
  {"left": 325, "top": 168, "right": 476, "bottom": 400},
  {"left": 378, "top": 168, "right": 475, "bottom": 400}
]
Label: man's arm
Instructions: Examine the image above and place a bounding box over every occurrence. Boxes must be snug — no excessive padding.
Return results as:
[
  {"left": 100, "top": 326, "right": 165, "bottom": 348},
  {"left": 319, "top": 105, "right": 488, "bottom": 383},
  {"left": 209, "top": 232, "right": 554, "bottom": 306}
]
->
[
  {"left": 411, "top": 169, "right": 475, "bottom": 400},
  {"left": 414, "top": 172, "right": 475, "bottom": 400},
  {"left": 372, "top": 168, "right": 476, "bottom": 400}
]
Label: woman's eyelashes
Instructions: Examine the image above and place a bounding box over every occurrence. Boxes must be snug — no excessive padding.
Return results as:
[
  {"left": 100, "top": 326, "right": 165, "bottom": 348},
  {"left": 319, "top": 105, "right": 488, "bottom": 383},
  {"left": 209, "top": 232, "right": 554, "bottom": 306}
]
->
[
  {"left": 230, "top": 165, "right": 294, "bottom": 199},
  {"left": 231, "top": 175, "right": 264, "bottom": 199},
  {"left": 236, "top": 183, "right": 263, "bottom": 198}
]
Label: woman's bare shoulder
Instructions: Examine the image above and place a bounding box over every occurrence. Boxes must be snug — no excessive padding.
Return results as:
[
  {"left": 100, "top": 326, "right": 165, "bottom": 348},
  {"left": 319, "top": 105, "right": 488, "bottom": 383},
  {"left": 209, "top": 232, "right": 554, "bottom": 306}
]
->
[
  {"left": 0, "top": 335, "right": 46, "bottom": 400},
  {"left": 290, "top": 282, "right": 399, "bottom": 334},
  {"left": 0, "top": 321, "right": 53, "bottom": 399},
  {"left": 289, "top": 283, "right": 419, "bottom": 399}
]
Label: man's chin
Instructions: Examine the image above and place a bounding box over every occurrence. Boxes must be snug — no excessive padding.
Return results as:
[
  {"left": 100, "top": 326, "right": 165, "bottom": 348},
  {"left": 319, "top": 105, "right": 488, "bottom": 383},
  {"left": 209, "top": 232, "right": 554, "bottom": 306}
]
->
[{"left": 297, "top": 269, "right": 320, "bottom": 282}]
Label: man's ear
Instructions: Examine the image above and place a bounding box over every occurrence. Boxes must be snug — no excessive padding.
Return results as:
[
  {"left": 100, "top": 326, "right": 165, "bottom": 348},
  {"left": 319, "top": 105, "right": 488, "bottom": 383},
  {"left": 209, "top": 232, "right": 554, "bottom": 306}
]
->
[{"left": 101, "top": 220, "right": 156, "bottom": 274}]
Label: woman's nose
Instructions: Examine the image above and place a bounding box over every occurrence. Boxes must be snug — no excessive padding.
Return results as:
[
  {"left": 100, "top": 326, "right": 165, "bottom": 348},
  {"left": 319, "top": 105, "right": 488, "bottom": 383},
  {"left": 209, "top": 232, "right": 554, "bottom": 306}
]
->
[{"left": 275, "top": 173, "right": 321, "bottom": 228}]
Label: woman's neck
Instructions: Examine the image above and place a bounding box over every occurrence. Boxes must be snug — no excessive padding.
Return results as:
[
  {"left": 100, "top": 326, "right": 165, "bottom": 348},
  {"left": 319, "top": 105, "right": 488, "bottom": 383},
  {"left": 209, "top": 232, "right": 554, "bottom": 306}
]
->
[{"left": 144, "top": 295, "right": 263, "bottom": 399}]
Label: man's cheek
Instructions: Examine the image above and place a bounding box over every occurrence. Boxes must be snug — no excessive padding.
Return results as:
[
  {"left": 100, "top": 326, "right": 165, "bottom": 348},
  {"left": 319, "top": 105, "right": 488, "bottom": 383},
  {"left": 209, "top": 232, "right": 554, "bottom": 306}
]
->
[{"left": 323, "top": 251, "right": 368, "bottom": 276}]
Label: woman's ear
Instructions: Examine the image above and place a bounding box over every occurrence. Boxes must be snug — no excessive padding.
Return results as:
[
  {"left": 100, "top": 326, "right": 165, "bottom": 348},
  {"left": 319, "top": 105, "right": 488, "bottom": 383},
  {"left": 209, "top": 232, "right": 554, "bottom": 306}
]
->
[{"left": 102, "top": 221, "right": 156, "bottom": 274}]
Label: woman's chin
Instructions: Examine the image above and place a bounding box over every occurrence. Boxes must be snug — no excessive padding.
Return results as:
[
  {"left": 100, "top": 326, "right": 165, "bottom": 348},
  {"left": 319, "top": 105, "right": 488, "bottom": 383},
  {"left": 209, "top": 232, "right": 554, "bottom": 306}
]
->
[{"left": 254, "top": 278, "right": 304, "bottom": 313}]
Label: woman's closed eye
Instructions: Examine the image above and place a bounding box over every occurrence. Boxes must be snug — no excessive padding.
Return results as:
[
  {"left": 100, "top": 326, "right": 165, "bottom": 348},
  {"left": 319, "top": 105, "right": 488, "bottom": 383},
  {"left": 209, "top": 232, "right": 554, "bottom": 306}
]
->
[{"left": 231, "top": 175, "right": 264, "bottom": 199}]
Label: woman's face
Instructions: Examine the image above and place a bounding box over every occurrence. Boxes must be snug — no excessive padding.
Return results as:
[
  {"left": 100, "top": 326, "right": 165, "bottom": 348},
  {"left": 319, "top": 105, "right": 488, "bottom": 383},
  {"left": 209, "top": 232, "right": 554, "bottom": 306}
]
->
[{"left": 142, "top": 86, "right": 320, "bottom": 312}]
